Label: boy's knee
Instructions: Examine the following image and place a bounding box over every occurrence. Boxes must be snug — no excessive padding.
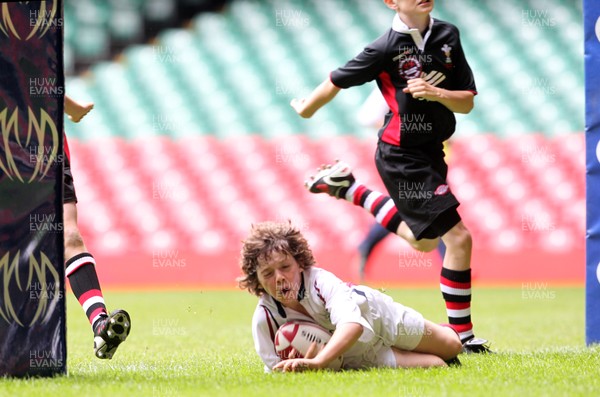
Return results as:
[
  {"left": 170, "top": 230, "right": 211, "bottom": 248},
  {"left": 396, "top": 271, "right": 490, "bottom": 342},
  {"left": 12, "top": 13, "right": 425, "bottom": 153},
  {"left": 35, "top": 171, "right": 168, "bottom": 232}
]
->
[
  {"left": 64, "top": 226, "right": 84, "bottom": 250},
  {"left": 412, "top": 238, "right": 439, "bottom": 253},
  {"left": 438, "top": 326, "right": 463, "bottom": 359},
  {"left": 448, "top": 335, "right": 463, "bottom": 358},
  {"left": 443, "top": 223, "right": 472, "bottom": 250}
]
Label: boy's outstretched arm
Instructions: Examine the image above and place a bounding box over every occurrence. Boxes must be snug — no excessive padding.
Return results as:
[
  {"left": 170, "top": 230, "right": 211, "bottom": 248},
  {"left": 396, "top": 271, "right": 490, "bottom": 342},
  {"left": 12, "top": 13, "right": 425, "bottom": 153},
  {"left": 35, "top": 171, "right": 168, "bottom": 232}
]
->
[
  {"left": 65, "top": 95, "right": 94, "bottom": 123},
  {"left": 273, "top": 322, "right": 363, "bottom": 372},
  {"left": 290, "top": 78, "right": 341, "bottom": 118}
]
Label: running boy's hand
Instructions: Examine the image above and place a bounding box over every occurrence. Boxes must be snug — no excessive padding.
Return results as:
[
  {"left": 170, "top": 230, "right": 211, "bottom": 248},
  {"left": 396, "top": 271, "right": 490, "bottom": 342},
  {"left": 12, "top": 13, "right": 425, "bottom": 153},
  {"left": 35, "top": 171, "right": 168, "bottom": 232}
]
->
[
  {"left": 290, "top": 98, "right": 309, "bottom": 117},
  {"left": 402, "top": 78, "right": 439, "bottom": 101},
  {"left": 403, "top": 78, "right": 475, "bottom": 113},
  {"left": 290, "top": 79, "right": 341, "bottom": 118}
]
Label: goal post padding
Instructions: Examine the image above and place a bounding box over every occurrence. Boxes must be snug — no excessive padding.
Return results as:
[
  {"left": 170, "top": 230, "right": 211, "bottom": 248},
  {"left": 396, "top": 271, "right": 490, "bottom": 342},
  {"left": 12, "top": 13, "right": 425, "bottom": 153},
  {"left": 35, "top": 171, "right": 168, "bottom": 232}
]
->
[
  {"left": 585, "top": 0, "right": 600, "bottom": 345},
  {"left": 0, "top": 0, "right": 66, "bottom": 376}
]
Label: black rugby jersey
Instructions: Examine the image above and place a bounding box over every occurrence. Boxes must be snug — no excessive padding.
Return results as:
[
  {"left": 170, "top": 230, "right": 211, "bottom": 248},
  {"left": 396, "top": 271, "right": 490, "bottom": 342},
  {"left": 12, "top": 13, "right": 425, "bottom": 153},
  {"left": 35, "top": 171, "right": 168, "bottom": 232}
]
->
[{"left": 331, "top": 15, "right": 476, "bottom": 147}]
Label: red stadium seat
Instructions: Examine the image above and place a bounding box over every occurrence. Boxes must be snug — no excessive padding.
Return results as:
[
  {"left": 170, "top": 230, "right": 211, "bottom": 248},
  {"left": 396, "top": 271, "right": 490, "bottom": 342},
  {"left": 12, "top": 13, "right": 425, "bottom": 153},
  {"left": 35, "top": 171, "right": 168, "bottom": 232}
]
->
[{"left": 67, "top": 134, "right": 584, "bottom": 257}]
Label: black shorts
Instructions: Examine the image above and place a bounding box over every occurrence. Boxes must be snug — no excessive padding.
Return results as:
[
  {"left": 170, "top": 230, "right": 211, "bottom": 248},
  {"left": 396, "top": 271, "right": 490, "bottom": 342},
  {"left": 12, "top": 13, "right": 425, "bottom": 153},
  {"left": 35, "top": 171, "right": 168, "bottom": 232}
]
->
[
  {"left": 375, "top": 140, "right": 460, "bottom": 240},
  {"left": 63, "top": 154, "right": 77, "bottom": 204}
]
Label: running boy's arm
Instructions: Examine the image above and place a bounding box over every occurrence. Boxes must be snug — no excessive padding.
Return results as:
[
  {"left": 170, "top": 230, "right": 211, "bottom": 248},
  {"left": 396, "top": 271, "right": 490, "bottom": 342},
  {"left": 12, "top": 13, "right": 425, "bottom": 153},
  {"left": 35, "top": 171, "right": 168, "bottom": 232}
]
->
[
  {"left": 291, "top": 33, "right": 385, "bottom": 119},
  {"left": 65, "top": 95, "right": 94, "bottom": 123},
  {"left": 290, "top": 78, "right": 341, "bottom": 118},
  {"left": 403, "top": 78, "right": 474, "bottom": 114}
]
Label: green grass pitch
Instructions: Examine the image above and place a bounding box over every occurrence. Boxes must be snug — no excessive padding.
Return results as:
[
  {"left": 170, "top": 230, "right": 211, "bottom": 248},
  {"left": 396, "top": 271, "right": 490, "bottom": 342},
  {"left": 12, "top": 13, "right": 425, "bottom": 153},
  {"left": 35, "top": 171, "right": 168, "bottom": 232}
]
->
[{"left": 1, "top": 286, "right": 599, "bottom": 396}]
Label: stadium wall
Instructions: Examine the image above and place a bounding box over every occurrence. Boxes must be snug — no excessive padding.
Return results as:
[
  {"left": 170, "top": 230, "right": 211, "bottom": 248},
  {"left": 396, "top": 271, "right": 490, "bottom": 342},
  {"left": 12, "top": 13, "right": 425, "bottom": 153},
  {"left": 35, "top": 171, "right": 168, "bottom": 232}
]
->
[{"left": 94, "top": 246, "right": 584, "bottom": 289}]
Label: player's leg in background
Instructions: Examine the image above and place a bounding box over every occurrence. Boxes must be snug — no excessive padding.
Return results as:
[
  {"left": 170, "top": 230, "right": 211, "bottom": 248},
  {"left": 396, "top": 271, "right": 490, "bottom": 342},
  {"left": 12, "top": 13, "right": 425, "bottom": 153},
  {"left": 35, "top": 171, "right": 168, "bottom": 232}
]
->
[
  {"left": 357, "top": 222, "right": 448, "bottom": 279},
  {"left": 357, "top": 223, "right": 391, "bottom": 278},
  {"left": 64, "top": 202, "right": 132, "bottom": 359},
  {"left": 437, "top": 238, "right": 447, "bottom": 259},
  {"left": 64, "top": 202, "right": 108, "bottom": 331}
]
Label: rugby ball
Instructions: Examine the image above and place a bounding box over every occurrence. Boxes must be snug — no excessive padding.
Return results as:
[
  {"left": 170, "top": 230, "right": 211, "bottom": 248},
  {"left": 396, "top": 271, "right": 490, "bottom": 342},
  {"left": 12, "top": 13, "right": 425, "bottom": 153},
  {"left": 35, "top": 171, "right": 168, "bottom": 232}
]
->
[{"left": 274, "top": 321, "right": 342, "bottom": 370}]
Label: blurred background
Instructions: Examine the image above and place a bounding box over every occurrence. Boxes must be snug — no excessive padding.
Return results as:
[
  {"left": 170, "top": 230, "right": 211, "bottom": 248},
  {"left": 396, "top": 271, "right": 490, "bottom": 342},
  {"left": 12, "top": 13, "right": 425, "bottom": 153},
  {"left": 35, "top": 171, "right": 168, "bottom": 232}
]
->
[{"left": 63, "top": 0, "right": 585, "bottom": 287}]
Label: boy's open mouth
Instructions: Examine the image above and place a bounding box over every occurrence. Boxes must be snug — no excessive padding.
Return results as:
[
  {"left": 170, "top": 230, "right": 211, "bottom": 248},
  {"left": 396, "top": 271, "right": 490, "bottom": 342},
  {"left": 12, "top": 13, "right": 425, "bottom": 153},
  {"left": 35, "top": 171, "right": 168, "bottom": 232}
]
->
[{"left": 279, "top": 285, "right": 291, "bottom": 297}]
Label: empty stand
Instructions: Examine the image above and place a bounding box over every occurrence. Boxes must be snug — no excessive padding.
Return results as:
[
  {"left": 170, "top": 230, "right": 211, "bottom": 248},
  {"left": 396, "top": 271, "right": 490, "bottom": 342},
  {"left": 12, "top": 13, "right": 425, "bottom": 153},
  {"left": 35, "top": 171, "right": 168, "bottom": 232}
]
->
[
  {"left": 66, "top": 134, "right": 584, "bottom": 256},
  {"left": 62, "top": 0, "right": 585, "bottom": 267}
]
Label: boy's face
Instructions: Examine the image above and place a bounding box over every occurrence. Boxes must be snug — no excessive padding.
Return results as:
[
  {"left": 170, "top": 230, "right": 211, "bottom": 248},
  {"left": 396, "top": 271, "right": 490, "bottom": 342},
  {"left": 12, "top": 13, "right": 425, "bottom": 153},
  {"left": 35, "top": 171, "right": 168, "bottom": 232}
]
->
[
  {"left": 385, "top": 0, "right": 434, "bottom": 15},
  {"left": 257, "top": 251, "right": 303, "bottom": 305}
]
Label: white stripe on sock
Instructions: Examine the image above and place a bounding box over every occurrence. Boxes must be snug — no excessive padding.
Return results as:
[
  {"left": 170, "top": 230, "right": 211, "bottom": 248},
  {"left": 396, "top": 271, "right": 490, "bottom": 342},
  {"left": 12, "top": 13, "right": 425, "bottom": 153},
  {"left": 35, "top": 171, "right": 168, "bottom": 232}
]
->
[
  {"left": 82, "top": 296, "right": 105, "bottom": 313},
  {"left": 363, "top": 191, "right": 383, "bottom": 212},
  {"left": 440, "top": 284, "right": 472, "bottom": 296},
  {"left": 447, "top": 308, "right": 471, "bottom": 318},
  {"left": 66, "top": 255, "right": 96, "bottom": 277},
  {"left": 459, "top": 330, "right": 474, "bottom": 341},
  {"left": 344, "top": 181, "right": 360, "bottom": 202},
  {"left": 375, "top": 199, "right": 395, "bottom": 224}
]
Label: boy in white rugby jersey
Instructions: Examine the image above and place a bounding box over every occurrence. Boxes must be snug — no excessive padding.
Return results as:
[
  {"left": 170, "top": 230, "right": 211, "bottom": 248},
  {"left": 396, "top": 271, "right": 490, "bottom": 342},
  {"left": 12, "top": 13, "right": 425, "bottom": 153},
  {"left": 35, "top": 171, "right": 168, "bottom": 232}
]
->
[{"left": 238, "top": 222, "right": 462, "bottom": 372}]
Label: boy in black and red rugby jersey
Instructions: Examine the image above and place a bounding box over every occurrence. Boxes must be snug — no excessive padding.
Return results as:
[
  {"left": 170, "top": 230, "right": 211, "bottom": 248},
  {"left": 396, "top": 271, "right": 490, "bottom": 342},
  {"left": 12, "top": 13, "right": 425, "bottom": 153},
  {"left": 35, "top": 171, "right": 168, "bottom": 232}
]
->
[
  {"left": 291, "top": 0, "right": 491, "bottom": 353},
  {"left": 64, "top": 96, "right": 131, "bottom": 359}
]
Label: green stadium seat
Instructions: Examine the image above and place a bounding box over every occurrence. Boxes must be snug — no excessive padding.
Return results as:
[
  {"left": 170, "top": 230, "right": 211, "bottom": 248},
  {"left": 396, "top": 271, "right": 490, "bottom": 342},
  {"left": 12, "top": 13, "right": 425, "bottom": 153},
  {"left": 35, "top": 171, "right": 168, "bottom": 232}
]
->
[
  {"left": 109, "top": 9, "right": 143, "bottom": 42},
  {"left": 73, "top": 26, "right": 109, "bottom": 60},
  {"left": 64, "top": 0, "right": 583, "bottom": 140}
]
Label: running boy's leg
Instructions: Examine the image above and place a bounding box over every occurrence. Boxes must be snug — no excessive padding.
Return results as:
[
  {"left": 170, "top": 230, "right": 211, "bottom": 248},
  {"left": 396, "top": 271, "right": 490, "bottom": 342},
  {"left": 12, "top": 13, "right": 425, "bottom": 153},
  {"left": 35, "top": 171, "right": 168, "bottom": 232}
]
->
[
  {"left": 63, "top": 153, "right": 131, "bottom": 359},
  {"left": 372, "top": 142, "right": 488, "bottom": 350},
  {"left": 64, "top": 202, "right": 108, "bottom": 330},
  {"left": 305, "top": 161, "right": 439, "bottom": 252},
  {"left": 63, "top": 97, "right": 131, "bottom": 359},
  {"left": 306, "top": 159, "right": 491, "bottom": 351},
  {"left": 64, "top": 202, "right": 131, "bottom": 359}
]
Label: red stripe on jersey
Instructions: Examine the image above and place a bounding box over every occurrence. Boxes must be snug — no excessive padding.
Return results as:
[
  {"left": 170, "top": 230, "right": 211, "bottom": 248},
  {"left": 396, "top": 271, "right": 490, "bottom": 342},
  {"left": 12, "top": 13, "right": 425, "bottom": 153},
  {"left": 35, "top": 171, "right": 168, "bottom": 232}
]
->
[
  {"left": 78, "top": 289, "right": 103, "bottom": 305},
  {"left": 380, "top": 206, "right": 397, "bottom": 229},
  {"left": 64, "top": 133, "right": 71, "bottom": 161},
  {"left": 445, "top": 301, "right": 471, "bottom": 310},
  {"left": 352, "top": 185, "right": 368, "bottom": 206},
  {"left": 329, "top": 72, "right": 342, "bottom": 89},
  {"left": 440, "top": 277, "right": 471, "bottom": 290},
  {"left": 378, "top": 71, "right": 400, "bottom": 146},
  {"left": 313, "top": 282, "right": 326, "bottom": 305},
  {"left": 262, "top": 306, "right": 276, "bottom": 341}
]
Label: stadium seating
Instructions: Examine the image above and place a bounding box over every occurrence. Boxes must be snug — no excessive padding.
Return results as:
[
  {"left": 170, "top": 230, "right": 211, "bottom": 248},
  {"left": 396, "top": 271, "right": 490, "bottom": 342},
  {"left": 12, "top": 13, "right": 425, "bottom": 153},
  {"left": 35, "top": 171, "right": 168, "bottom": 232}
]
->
[
  {"left": 68, "top": 133, "right": 584, "bottom": 257},
  {"left": 65, "top": 0, "right": 584, "bottom": 138},
  {"left": 62, "top": 0, "right": 584, "bottom": 277}
]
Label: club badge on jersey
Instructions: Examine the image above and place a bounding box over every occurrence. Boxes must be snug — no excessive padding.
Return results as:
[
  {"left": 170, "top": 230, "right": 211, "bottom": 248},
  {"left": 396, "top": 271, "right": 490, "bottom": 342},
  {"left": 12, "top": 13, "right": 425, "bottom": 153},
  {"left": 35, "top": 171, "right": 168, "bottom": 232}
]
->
[{"left": 442, "top": 44, "right": 453, "bottom": 69}]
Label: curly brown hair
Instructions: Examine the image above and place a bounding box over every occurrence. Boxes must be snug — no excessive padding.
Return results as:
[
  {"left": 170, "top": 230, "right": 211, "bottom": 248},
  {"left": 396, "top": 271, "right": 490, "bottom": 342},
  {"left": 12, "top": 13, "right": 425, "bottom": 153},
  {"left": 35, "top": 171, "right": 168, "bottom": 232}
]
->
[{"left": 237, "top": 221, "right": 315, "bottom": 296}]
